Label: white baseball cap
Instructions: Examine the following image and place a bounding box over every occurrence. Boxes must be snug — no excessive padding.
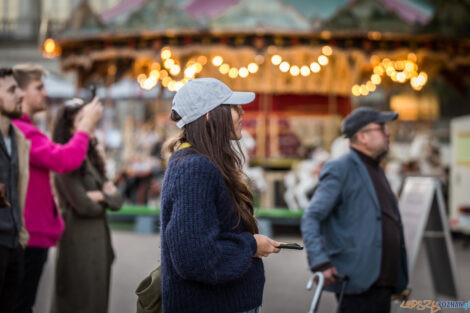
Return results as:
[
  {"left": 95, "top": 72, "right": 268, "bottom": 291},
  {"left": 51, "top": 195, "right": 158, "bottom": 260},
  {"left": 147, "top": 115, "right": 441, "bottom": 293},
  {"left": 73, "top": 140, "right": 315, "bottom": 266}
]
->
[{"left": 172, "top": 78, "right": 255, "bottom": 128}]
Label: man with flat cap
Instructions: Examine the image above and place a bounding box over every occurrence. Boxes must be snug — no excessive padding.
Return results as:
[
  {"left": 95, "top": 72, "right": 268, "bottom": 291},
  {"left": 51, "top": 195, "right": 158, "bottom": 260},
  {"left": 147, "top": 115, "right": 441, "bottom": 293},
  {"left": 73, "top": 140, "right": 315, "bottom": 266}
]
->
[{"left": 301, "top": 107, "right": 408, "bottom": 313}]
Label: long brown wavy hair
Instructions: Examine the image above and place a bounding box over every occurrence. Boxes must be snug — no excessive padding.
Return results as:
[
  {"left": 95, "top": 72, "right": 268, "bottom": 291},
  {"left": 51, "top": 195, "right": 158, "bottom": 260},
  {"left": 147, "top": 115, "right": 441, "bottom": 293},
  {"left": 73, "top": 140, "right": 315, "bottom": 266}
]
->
[
  {"left": 163, "top": 105, "right": 258, "bottom": 234},
  {"left": 52, "top": 102, "right": 106, "bottom": 177}
]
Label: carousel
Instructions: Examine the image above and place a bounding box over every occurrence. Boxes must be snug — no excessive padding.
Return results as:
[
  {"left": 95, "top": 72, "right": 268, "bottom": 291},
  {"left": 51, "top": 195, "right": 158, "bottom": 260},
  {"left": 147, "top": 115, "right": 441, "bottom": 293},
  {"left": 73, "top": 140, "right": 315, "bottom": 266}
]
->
[{"left": 43, "top": 0, "right": 470, "bottom": 210}]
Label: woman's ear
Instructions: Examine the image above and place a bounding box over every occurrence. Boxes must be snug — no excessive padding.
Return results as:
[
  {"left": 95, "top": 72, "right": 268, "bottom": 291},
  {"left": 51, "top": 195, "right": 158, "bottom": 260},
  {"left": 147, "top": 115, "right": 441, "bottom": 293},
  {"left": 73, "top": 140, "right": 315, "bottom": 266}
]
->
[{"left": 206, "top": 112, "right": 210, "bottom": 121}]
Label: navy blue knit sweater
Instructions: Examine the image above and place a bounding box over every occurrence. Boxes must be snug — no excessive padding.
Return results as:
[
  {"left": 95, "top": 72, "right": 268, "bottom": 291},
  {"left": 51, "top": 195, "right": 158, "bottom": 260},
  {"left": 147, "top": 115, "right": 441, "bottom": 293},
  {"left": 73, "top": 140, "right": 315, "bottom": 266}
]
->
[{"left": 160, "top": 148, "right": 265, "bottom": 313}]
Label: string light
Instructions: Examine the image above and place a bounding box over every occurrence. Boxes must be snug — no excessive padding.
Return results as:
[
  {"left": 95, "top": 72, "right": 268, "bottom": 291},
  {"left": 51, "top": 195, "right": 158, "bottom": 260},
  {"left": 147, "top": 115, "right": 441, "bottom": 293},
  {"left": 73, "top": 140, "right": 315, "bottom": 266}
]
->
[
  {"left": 310, "top": 62, "right": 320, "bottom": 73},
  {"left": 137, "top": 47, "right": 207, "bottom": 91},
  {"left": 322, "top": 46, "right": 333, "bottom": 56},
  {"left": 219, "top": 64, "right": 230, "bottom": 74},
  {"left": 239, "top": 67, "right": 249, "bottom": 78},
  {"left": 352, "top": 54, "right": 428, "bottom": 96},
  {"left": 271, "top": 46, "right": 333, "bottom": 77},
  {"left": 212, "top": 58, "right": 260, "bottom": 79},
  {"left": 300, "top": 65, "right": 310, "bottom": 77},
  {"left": 228, "top": 67, "right": 239, "bottom": 78},
  {"left": 247, "top": 63, "right": 259, "bottom": 73},
  {"left": 212, "top": 56, "right": 223, "bottom": 66},
  {"left": 42, "top": 38, "right": 61, "bottom": 58},
  {"left": 279, "top": 61, "right": 290, "bottom": 72},
  {"left": 290, "top": 65, "right": 300, "bottom": 76},
  {"left": 318, "top": 55, "right": 329, "bottom": 66},
  {"left": 271, "top": 55, "right": 282, "bottom": 65}
]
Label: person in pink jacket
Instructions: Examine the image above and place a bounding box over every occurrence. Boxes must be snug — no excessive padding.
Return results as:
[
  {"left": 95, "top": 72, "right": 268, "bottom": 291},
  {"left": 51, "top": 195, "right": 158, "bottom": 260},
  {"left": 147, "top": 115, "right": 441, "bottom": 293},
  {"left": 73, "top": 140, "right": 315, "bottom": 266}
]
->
[{"left": 11, "top": 64, "right": 103, "bottom": 313}]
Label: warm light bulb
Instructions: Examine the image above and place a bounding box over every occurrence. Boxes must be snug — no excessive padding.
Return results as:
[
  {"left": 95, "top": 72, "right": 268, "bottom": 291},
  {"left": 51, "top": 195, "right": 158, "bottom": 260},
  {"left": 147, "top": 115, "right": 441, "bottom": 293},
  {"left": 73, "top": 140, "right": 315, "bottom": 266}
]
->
[
  {"left": 164, "top": 59, "right": 174, "bottom": 69},
  {"left": 162, "top": 77, "right": 171, "bottom": 87},
  {"left": 197, "top": 56, "right": 207, "bottom": 65},
  {"left": 194, "top": 63, "right": 203, "bottom": 73},
  {"left": 396, "top": 72, "right": 406, "bottom": 83},
  {"left": 150, "top": 70, "right": 160, "bottom": 79},
  {"left": 318, "top": 55, "right": 329, "bottom": 66},
  {"left": 228, "top": 67, "right": 239, "bottom": 78},
  {"left": 290, "top": 65, "right": 300, "bottom": 76},
  {"left": 322, "top": 46, "right": 333, "bottom": 56},
  {"left": 212, "top": 56, "right": 223, "bottom": 67},
  {"left": 371, "top": 74, "right": 381, "bottom": 85},
  {"left": 160, "top": 70, "right": 168, "bottom": 79},
  {"left": 248, "top": 63, "right": 259, "bottom": 73},
  {"left": 271, "top": 55, "right": 282, "bottom": 65},
  {"left": 184, "top": 67, "right": 196, "bottom": 78},
  {"left": 151, "top": 62, "right": 161, "bottom": 71},
  {"left": 352, "top": 85, "right": 361, "bottom": 96},
  {"left": 239, "top": 67, "right": 249, "bottom": 78},
  {"left": 161, "top": 48, "right": 171, "bottom": 60},
  {"left": 137, "top": 74, "right": 147, "bottom": 83},
  {"left": 310, "top": 62, "right": 320, "bottom": 73},
  {"left": 219, "top": 64, "right": 230, "bottom": 74},
  {"left": 170, "top": 65, "right": 181, "bottom": 76},
  {"left": 44, "top": 38, "right": 56, "bottom": 53},
  {"left": 279, "top": 61, "right": 290, "bottom": 72},
  {"left": 373, "top": 66, "right": 384, "bottom": 76},
  {"left": 300, "top": 66, "right": 310, "bottom": 76},
  {"left": 366, "top": 81, "right": 376, "bottom": 91},
  {"left": 360, "top": 85, "right": 369, "bottom": 96}
]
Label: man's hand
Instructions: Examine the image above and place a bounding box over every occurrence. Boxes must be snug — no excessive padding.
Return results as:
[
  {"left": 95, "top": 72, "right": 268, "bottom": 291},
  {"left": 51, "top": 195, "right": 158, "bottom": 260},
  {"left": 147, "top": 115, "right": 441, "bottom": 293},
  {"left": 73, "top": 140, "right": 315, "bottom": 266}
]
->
[
  {"left": 323, "top": 266, "right": 339, "bottom": 286},
  {"left": 86, "top": 190, "right": 105, "bottom": 203},
  {"left": 0, "top": 183, "right": 10, "bottom": 207},
  {"left": 76, "top": 97, "right": 103, "bottom": 135}
]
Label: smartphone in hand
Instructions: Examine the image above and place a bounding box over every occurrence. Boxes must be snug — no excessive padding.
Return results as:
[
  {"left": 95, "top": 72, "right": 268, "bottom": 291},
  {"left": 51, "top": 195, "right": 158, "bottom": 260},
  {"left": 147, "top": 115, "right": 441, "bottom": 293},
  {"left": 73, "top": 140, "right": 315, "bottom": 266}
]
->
[{"left": 278, "top": 242, "right": 303, "bottom": 250}]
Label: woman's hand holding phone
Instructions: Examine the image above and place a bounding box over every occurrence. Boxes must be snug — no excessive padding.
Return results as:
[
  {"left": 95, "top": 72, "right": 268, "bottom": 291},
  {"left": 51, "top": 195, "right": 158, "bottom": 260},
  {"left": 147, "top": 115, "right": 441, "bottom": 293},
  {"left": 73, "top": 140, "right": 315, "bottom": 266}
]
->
[{"left": 253, "top": 234, "right": 280, "bottom": 258}]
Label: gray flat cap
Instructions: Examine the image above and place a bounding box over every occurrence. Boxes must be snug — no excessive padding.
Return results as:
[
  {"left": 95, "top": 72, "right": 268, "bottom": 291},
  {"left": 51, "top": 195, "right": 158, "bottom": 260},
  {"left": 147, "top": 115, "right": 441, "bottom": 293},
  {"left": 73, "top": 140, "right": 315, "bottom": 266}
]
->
[{"left": 341, "top": 107, "right": 398, "bottom": 138}]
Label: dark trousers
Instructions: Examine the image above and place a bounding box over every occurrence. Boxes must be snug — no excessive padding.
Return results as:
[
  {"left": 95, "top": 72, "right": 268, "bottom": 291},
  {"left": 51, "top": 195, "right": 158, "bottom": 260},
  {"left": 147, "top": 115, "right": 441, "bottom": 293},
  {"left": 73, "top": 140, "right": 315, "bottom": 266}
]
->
[
  {"left": 337, "top": 286, "right": 393, "bottom": 313},
  {"left": 14, "top": 247, "right": 48, "bottom": 313},
  {"left": 0, "top": 245, "right": 24, "bottom": 313}
]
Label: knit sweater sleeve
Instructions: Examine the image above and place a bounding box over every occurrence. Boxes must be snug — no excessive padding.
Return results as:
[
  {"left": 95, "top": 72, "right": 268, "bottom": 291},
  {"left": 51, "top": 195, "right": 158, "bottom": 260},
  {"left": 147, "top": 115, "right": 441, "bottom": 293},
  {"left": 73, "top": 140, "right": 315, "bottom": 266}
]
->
[{"left": 164, "top": 155, "right": 257, "bottom": 285}]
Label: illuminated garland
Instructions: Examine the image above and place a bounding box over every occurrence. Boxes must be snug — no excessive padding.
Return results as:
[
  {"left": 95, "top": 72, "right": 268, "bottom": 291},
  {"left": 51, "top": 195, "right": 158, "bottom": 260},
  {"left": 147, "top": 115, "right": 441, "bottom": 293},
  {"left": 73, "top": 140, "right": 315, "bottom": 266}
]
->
[
  {"left": 137, "top": 47, "right": 207, "bottom": 92},
  {"left": 270, "top": 45, "right": 333, "bottom": 76},
  {"left": 211, "top": 55, "right": 261, "bottom": 78},
  {"left": 136, "top": 46, "right": 334, "bottom": 91},
  {"left": 352, "top": 53, "right": 428, "bottom": 96}
]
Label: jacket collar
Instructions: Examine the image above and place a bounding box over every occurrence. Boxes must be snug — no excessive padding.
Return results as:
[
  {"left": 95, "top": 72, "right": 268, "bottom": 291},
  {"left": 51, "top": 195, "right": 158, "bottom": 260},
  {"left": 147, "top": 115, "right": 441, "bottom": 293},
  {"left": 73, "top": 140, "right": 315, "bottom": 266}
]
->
[{"left": 348, "top": 148, "right": 381, "bottom": 212}]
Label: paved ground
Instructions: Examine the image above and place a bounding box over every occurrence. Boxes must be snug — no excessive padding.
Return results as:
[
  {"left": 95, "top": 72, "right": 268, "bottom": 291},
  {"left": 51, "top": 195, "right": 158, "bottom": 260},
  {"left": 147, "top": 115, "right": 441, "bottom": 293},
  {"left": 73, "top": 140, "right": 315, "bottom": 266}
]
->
[{"left": 34, "top": 230, "right": 470, "bottom": 313}]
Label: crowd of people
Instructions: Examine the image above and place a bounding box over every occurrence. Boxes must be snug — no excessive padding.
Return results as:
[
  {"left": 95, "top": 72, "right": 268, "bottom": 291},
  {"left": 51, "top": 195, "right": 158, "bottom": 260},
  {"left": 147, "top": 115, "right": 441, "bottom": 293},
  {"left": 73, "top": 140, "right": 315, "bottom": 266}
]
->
[
  {"left": 0, "top": 65, "right": 121, "bottom": 313},
  {"left": 0, "top": 66, "right": 410, "bottom": 313}
]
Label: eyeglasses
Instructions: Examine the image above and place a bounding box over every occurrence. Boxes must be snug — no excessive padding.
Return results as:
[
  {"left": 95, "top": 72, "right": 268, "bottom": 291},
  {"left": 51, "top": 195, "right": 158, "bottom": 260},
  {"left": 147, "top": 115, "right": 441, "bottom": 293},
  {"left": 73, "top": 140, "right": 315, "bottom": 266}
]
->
[{"left": 360, "top": 125, "right": 388, "bottom": 134}]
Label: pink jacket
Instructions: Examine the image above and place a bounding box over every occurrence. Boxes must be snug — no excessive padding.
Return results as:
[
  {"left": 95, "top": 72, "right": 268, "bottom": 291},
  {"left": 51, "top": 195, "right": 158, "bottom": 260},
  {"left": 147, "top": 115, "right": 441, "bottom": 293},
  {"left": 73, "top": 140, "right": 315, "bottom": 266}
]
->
[{"left": 13, "top": 114, "right": 90, "bottom": 247}]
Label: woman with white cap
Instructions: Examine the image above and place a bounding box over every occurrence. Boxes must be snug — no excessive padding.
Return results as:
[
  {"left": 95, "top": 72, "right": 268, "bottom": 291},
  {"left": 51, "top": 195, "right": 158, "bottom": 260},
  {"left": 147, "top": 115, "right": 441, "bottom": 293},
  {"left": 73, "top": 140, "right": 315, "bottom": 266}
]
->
[{"left": 160, "top": 78, "right": 280, "bottom": 313}]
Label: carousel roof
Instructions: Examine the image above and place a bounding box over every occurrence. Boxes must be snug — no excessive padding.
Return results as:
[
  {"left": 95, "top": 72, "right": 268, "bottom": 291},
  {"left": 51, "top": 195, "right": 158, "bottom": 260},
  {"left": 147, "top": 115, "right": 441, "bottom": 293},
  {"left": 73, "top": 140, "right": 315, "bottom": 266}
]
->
[
  {"left": 53, "top": 0, "right": 470, "bottom": 95},
  {"left": 59, "top": 0, "right": 470, "bottom": 37},
  {"left": 208, "top": 0, "right": 310, "bottom": 31}
]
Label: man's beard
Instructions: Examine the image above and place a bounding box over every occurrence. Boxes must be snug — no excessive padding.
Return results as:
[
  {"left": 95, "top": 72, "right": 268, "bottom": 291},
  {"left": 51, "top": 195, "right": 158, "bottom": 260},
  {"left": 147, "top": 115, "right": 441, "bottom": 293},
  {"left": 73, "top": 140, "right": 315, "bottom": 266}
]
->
[{"left": 0, "top": 104, "right": 22, "bottom": 119}]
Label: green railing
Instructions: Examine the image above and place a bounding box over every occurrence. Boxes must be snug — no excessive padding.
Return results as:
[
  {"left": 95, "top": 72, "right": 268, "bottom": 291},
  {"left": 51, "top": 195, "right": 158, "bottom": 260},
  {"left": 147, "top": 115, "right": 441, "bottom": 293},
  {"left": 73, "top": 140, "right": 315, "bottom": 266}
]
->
[{"left": 109, "top": 205, "right": 304, "bottom": 218}]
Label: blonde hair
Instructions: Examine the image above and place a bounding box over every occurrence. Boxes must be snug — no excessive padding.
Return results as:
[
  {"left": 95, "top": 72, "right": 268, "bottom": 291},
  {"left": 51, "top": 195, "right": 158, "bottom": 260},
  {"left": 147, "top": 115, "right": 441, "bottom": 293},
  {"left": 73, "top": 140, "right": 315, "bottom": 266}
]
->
[{"left": 13, "top": 64, "right": 46, "bottom": 89}]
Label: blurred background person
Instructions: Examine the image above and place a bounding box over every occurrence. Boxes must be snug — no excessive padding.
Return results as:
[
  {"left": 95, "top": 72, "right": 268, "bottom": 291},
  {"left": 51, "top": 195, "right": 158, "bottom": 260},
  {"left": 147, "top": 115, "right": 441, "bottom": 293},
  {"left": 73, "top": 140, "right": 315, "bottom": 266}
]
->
[
  {"left": 51, "top": 101, "right": 123, "bottom": 313},
  {"left": 302, "top": 107, "right": 408, "bottom": 313},
  {"left": 0, "top": 68, "right": 29, "bottom": 313},
  {"left": 11, "top": 64, "right": 102, "bottom": 313}
]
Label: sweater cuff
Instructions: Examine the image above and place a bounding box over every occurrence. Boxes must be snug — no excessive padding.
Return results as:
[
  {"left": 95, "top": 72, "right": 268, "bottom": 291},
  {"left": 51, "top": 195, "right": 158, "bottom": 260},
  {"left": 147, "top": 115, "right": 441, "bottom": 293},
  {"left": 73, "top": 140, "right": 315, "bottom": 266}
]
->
[
  {"left": 311, "top": 261, "right": 334, "bottom": 273},
  {"left": 74, "top": 131, "right": 90, "bottom": 142},
  {"left": 246, "top": 233, "right": 257, "bottom": 256}
]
